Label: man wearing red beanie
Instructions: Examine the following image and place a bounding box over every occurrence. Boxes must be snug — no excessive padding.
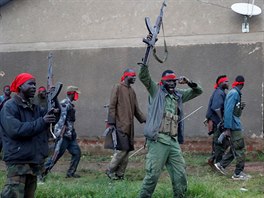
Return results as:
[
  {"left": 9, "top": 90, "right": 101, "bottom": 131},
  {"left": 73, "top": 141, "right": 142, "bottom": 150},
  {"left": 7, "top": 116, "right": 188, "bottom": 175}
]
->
[{"left": 0, "top": 73, "right": 59, "bottom": 198}]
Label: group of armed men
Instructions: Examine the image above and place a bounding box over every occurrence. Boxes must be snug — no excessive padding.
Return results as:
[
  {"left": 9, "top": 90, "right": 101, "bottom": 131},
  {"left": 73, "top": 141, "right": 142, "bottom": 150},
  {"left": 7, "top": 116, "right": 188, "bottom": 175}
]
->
[{"left": 0, "top": 62, "right": 249, "bottom": 197}]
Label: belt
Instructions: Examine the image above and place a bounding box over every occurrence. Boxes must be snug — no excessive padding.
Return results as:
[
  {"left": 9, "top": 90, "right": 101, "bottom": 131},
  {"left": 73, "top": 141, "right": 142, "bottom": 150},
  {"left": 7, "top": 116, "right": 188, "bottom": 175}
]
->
[{"left": 159, "top": 132, "right": 178, "bottom": 137}]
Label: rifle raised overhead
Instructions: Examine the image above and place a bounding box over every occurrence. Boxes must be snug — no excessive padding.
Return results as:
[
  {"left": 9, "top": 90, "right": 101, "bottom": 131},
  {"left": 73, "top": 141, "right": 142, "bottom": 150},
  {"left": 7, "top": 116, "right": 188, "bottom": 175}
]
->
[{"left": 141, "top": 0, "right": 168, "bottom": 65}]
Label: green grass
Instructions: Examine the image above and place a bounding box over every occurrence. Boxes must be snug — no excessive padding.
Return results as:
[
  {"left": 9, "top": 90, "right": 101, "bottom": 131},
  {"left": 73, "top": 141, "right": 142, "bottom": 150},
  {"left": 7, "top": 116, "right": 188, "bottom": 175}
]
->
[{"left": 0, "top": 152, "right": 263, "bottom": 197}]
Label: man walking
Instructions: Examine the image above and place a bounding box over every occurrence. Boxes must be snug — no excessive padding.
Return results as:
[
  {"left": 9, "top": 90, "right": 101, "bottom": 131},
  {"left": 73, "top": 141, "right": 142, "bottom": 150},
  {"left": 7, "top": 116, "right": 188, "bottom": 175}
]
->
[
  {"left": 205, "top": 75, "right": 229, "bottom": 167},
  {"left": 45, "top": 86, "right": 81, "bottom": 178},
  {"left": 105, "top": 68, "right": 146, "bottom": 180},
  {"left": 0, "top": 73, "right": 58, "bottom": 198},
  {"left": 138, "top": 63, "right": 202, "bottom": 197},
  {"left": 214, "top": 75, "right": 250, "bottom": 180}
]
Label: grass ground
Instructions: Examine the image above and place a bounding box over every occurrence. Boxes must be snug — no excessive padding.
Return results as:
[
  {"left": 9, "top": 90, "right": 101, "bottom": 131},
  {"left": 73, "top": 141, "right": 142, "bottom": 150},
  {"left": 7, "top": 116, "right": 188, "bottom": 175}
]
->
[{"left": 0, "top": 151, "right": 263, "bottom": 198}]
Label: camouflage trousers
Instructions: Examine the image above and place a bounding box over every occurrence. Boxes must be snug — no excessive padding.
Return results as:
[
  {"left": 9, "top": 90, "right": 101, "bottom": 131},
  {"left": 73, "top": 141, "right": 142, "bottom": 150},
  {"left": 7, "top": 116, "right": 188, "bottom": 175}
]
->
[
  {"left": 1, "top": 164, "right": 39, "bottom": 198},
  {"left": 139, "top": 138, "right": 187, "bottom": 198}
]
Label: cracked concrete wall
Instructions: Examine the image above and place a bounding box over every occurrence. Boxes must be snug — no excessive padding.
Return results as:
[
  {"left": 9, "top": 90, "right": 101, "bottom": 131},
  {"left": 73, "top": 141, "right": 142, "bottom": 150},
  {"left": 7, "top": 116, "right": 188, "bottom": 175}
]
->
[{"left": 0, "top": 0, "right": 263, "bottom": 137}]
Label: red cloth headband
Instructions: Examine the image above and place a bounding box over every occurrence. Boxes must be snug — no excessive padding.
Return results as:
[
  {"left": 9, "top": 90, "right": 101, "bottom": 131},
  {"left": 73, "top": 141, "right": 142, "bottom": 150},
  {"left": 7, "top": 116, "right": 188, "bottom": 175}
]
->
[
  {"left": 120, "top": 72, "right": 136, "bottom": 82},
  {"left": 214, "top": 77, "right": 228, "bottom": 89},
  {"left": 161, "top": 74, "right": 177, "bottom": 81},
  {"left": 3, "top": 85, "right": 10, "bottom": 90},
  {"left": 38, "top": 87, "right": 46, "bottom": 92},
  {"left": 10, "top": 73, "right": 35, "bottom": 93},
  {"left": 232, "top": 81, "right": 244, "bottom": 88},
  {"left": 67, "top": 91, "right": 79, "bottom": 101}
]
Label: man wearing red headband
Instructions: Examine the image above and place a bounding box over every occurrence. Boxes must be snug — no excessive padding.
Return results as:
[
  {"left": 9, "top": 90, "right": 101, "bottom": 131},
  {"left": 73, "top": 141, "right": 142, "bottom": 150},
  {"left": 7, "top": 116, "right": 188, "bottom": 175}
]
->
[
  {"left": 45, "top": 85, "right": 81, "bottom": 178},
  {"left": 34, "top": 86, "right": 48, "bottom": 111},
  {"left": 215, "top": 75, "right": 250, "bottom": 180},
  {"left": 32, "top": 86, "right": 49, "bottom": 184},
  {"left": 105, "top": 68, "right": 146, "bottom": 180},
  {"left": 205, "top": 75, "right": 229, "bottom": 168},
  {"left": 138, "top": 64, "right": 202, "bottom": 197},
  {"left": 0, "top": 73, "right": 58, "bottom": 197}
]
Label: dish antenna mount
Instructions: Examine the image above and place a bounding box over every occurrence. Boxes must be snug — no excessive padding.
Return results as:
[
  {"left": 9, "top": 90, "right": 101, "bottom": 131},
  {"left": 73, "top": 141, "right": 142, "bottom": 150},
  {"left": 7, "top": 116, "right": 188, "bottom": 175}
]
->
[{"left": 231, "top": 1, "right": 262, "bottom": 33}]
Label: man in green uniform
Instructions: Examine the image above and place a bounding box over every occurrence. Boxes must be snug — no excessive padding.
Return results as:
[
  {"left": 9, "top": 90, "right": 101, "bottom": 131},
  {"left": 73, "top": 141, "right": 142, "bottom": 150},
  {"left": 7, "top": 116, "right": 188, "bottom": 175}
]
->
[{"left": 138, "top": 64, "right": 202, "bottom": 197}]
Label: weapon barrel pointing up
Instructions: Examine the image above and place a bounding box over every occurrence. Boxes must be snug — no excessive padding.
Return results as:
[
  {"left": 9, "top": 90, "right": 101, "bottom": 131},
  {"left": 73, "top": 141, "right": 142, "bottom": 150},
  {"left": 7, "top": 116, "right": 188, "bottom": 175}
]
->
[{"left": 141, "top": 0, "right": 168, "bottom": 65}]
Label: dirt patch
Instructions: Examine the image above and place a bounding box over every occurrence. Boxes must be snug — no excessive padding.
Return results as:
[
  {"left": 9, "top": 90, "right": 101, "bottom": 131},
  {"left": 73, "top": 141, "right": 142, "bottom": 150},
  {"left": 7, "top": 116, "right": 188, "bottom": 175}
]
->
[
  {"left": 78, "top": 136, "right": 264, "bottom": 154},
  {"left": 0, "top": 137, "right": 262, "bottom": 175},
  {"left": 244, "top": 162, "right": 264, "bottom": 174}
]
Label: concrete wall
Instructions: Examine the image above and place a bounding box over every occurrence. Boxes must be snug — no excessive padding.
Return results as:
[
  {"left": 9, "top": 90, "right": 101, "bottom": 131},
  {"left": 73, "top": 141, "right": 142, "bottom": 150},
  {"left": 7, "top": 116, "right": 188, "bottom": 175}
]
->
[{"left": 0, "top": 0, "right": 263, "bottom": 138}]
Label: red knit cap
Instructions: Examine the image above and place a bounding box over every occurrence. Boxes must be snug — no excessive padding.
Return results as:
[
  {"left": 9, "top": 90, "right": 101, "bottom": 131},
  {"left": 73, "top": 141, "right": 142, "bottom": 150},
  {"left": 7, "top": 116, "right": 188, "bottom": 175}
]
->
[{"left": 10, "top": 73, "right": 35, "bottom": 93}]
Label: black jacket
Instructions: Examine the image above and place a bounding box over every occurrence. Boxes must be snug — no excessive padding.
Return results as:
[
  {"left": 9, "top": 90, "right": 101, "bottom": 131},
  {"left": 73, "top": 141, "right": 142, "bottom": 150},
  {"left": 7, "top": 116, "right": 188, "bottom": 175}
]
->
[{"left": 0, "top": 94, "right": 49, "bottom": 164}]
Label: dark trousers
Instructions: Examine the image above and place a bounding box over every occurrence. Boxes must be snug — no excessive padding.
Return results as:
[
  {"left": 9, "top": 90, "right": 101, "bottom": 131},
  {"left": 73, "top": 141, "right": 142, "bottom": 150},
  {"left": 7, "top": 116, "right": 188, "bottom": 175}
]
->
[
  {"left": 45, "top": 137, "right": 81, "bottom": 176},
  {"left": 209, "top": 125, "right": 229, "bottom": 163},
  {"left": 220, "top": 132, "right": 245, "bottom": 175}
]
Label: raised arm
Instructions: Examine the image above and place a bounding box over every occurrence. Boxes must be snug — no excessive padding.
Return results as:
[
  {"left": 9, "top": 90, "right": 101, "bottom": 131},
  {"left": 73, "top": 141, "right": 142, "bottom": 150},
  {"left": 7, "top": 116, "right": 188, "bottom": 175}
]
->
[{"left": 138, "top": 64, "right": 158, "bottom": 98}]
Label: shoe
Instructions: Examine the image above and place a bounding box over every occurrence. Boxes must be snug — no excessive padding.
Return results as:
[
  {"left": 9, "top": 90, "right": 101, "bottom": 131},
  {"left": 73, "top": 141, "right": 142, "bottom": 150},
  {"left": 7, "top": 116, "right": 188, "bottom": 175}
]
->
[
  {"left": 116, "top": 175, "right": 124, "bottom": 180},
  {"left": 37, "top": 175, "right": 45, "bottom": 184},
  {"left": 232, "top": 172, "right": 252, "bottom": 180},
  {"left": 105, "top": 170, "right": 118, "bottom": 180},
  {"left": 214, "top": 163, "right": 226, "bottom": 175},
  {"left": 66, "top": 173, "right": 80, "bottom": 178}
]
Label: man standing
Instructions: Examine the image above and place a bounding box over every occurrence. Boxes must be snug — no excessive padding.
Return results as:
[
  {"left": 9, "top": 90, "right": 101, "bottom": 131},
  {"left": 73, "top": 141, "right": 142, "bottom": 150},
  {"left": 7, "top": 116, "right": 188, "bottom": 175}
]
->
[
  {"left": 205, "top": 75, "right": 229, "bottom": 167},
  {"left": 138, "top": 64, "right": 202, "bottom": 197},
  {"left": 0, "top": 85, "right": 12, "bottom": 154},
  {"left": 0, "top": 85, "right": 12, "bottom": 110},
  {"left": 215, "top": 75, "right": 250, "bottom": 180},
  {"left": 105, "top": 68, "right": 146, "bottom": 180},
  {"left": 33, "top": 86, "right": 48, "bottom": 110},
  {"left": 45, "top": 86, "right": 81, "bottom": 178},
  {"left": 33, "top": 86, "right": 49, "bottom": 183},
  {"left": 0, "top": 73, "right": 57, "bottom": 198}
]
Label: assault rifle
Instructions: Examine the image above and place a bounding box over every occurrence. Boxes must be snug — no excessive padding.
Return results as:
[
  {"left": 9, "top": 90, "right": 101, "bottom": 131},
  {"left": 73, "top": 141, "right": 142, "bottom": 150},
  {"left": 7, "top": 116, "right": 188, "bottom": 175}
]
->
[
  {"left": 47, "top": 52, "right": 63, "bottom": 138},
  {"left": 43, "top": 125, "right": 66, "bottom": 175},
  {"left": 141, "top": 0, "right": 168, "bottom": 65}
]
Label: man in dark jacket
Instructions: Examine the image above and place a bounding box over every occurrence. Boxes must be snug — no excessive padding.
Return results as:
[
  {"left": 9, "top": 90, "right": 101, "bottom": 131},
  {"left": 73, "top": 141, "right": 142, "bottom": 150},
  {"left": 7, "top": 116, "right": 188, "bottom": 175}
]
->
[
  {"left": 0, "top": 73, "right": 58, "bottom": 198},
  {"left": 205, "top": 75, "right": 229, "bottom": 167},
  {"left": 138, "top": 64, "right": 202, "bottom": 198},
  {"left": 0, "top": 85, "right": 12, "bottom": 110},
  {"left": 0, "top": 85, "right": 12, "bottom": 154},
  {"left": 105, "top": 68, "right": 146, "bottom": 180}
]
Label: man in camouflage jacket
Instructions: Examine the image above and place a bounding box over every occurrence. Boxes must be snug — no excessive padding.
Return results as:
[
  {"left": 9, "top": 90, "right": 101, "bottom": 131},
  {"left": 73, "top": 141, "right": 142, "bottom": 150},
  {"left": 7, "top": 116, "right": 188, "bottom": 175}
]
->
[{"left": 45, "top": 85, "right": 81, "bottom": 178}]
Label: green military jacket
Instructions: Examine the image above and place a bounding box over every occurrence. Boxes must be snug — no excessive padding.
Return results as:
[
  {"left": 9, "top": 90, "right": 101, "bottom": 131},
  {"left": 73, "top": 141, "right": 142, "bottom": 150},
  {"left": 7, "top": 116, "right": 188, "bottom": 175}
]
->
[{"left": 139, "top": 64, "right": 203, "bottom": 144}]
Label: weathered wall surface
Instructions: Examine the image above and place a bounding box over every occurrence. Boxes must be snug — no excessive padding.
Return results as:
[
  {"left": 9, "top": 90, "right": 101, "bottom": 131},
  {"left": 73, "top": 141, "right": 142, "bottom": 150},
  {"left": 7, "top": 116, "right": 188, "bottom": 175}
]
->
[{"left": 0, "top": 0, "right": 263, "bottom": 138}]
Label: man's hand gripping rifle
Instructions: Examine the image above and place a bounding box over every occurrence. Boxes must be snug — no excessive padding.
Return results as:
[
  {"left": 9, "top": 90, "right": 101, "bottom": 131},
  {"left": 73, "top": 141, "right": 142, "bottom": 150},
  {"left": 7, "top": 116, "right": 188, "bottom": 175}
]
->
[
  {"left": 141, "top": 0, "right": 168, "bottom": 66},
  {"left": 47, "top": 52, "right": 63, "bottom": 139}
]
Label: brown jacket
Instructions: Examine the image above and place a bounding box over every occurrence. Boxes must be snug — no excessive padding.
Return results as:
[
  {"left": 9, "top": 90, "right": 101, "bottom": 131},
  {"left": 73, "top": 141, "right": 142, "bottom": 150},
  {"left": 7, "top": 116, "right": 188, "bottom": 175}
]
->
[{"left": 108, "top": 82, "right": 146, "bottom": 146}]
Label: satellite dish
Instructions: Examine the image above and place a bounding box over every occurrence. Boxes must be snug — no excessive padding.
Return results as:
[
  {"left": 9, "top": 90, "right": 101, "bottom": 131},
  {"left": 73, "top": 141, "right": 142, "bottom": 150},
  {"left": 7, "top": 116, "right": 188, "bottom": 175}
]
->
[{"left": 231, "top": 2, "right": 262, "bottom": 33}]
